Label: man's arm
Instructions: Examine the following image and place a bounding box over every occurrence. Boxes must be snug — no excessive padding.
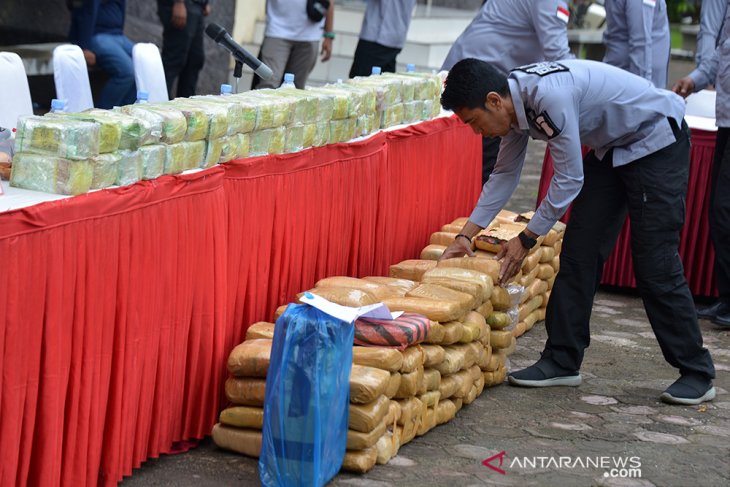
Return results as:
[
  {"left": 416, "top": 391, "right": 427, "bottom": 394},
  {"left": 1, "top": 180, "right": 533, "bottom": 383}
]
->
[
  {"left": 69, "top": 0, "right": 100, "bottom": 50},
  {"left": 321, "top": 1, "right": 335, "bottom": 62},
  {"left": 533, "top": 0, "right": 574, "bottom": 61},
  {"left": 696, "top": 0, "right": 726, "bottom": 67}
]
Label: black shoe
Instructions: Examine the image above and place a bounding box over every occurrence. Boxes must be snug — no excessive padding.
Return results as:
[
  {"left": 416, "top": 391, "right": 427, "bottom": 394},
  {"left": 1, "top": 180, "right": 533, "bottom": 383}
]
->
[
  {"left": 508, "top": 359, "right": 582, "bottom": 387},
  {"left": 660, "top": 374, "right": 716, "bottom": 405},
  {"left": 696, "top": 300, "right": 730, "bottom": 320},
  {"left": 713, "top": 311, "right": 730, "bottom": 328}
]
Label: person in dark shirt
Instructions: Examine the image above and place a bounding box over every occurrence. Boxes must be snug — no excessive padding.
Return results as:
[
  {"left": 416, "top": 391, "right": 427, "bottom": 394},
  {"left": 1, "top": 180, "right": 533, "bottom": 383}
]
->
[
  {"left": 157, "top": 0, "right": 210, "bottom": 98},
  {"left": 68, "top": 0, "right": 136, "bottom": 108}
]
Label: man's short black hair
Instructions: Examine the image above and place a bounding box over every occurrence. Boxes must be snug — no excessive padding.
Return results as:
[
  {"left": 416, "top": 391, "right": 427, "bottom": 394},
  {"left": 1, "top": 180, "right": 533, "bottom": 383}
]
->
[{"left": 441, "top": 58, "right": 509, "bottom": 112}]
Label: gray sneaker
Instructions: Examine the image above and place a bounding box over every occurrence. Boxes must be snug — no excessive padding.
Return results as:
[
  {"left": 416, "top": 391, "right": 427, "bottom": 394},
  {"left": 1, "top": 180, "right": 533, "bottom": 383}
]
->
[
  {"left": 508, "top": 359, "right": 582, "bottom": 388},
  {"left": 660, "top": 374, "right": 716, "bottom": 405}
]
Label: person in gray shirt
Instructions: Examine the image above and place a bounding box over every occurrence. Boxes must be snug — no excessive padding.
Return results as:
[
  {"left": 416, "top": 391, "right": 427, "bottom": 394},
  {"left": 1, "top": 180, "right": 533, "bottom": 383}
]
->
[
  {"left": 349, "top": 0, "right": 417, "bottom": 77},
  {"left": 673, "top": 1, "right": 730, "bottom": 328},
  {"left": 602, "top": 0, "right": 670, "bottom": 88},
  {"left": 441, "top": 0, "right": 573, "bottom": 186},
  {"left": 696, "top": 0, "right": 726, "bottom": 67},
  {"left": 439, "top": 58, "right": 716, "bottom": 405}
]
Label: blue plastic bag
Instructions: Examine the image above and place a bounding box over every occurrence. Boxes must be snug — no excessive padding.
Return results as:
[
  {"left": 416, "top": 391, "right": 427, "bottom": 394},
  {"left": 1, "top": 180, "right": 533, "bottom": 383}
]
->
[{"left": 259, "top": 303, "right": 354, "bottom": 487}]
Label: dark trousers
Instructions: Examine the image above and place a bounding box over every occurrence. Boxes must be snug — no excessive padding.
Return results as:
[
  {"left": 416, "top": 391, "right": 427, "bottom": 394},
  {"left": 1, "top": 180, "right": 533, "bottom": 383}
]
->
[
  {"left": 543, "top": 119, "right": 715, "bottom": 380},
  {"left": 349, "top": 39, "right": 401, "bottom": 78},
  {"left": 482, "top": 135, "right": 501, "bottom": 185},
  {"left": 157, "top": 1, "right": 205, "bottom": 98},
  {"left": 710, "top": 128, "right": 730, "bottom": 302}
]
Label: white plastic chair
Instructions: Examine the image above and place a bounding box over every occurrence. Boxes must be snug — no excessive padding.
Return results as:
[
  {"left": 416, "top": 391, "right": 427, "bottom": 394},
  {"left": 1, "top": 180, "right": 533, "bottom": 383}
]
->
[
  {"left": 53, "top": 44, "right": 94, "bottom": 112},
  {"left": 685, "top": 89, "right": 716, "bottom": 119},
  {"left": 0, "top": 52, "right": 34, "bottom": 130},
  {"left": 132, "top": 43, "right": 168, "bottom": 102}
]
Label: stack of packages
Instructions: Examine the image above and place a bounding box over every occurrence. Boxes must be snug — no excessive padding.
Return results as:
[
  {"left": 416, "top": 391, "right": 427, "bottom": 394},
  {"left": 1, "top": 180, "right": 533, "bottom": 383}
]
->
[
  {"left": 10, "top": 70, "right": 442, "bottom": 195},
  {"left": 214, "top": 264, "right": 518, "bottom": 473},
  {"left": 419, "top": 209, "right": 565, "bottom": 340}
]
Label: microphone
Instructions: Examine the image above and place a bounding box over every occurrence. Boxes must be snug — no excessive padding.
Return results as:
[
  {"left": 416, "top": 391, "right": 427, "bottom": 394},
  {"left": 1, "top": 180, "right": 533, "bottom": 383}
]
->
[{"left": 205, "top": 22, "right": 273, "bottom": 80}]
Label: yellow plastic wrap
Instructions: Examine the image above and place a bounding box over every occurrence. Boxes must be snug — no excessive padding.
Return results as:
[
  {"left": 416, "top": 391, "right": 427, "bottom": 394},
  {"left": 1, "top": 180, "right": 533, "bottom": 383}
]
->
[
  {"left": 379, "top": 103, "right": 404, "bottom": 129},
  {"left": 278, "top": 87, "right": 335, "bottom": 122},
  {"left": 328, "top": 118, "right": 357, "bottom": 144},
  {"left": 163, "top": 142, "right": 186, "bottom": 174},
  {"left": 47, "top": 112, "right": 120, "bottom": 153},
  {"left": 313, "top": 120, "right": 329, "bottom": 147},
  {"left": 91, "top": 152, "right": 120, "bottom": 189},
  {"left": 225, "top": 377, "right": 267, "bottom": 406},
  {"left": 348, "top": 75, "right": 402, "bottom": 108},
  {"left": 436, "top": 399, "right": 457, "bottom": 425},
  {"left": 383, "top": 297, "right": 463, "bottom": 323},
  {"left": 306, "top": 86, "right": 352, "bottom": 119},
  {"left": 394, "top": 367, "right": 423, "bottom": 398},
  {"left": 349, "top": 394, "right": 390, "bottom": 433},
  {"left": 438, "top": 257, "right": 500, "bottom": 284},
  {"left": 352, "top": 346, "right": 404, "bottom": 372},
  {"left": 407, "top": 283, "right": 475, "bottom": 314},
  {"left": 192, "top": 94, "right": 255, "bottom": 135},
  {"left": 171, "top": 98, "right": 229, "bottom": 139},
  {"left": 236, "top": 132, "right": 250, "bottom": 159},
  {"left": 424, "top": 320, "right": 445, "bottom": 344},
  {"left": 227, "top": 338, "right": 272, "bottom": 377},
  {"left": 297, "top": 287, "right": 378, "bottom": 307},
  {"left": 375, "top": 431, "right": 399, "bottom": 465},
  {"left": 153, "top": 100, "right": 209, "bottom": 141},
  {"left": 138, "top": 144, "right": 166, "bottom": 180},
  {"left": 16, "top": 115, "right": 100, "bottom": 160},
  {"left": 350, "top": 364, "right": 391, "bottom": 404},
  {"left": 324, "top": 82, "right": 373, "bottom": 116},
  {"left": 86, "top": 108, "right": 157, "bottom": 149},
  {"left": 182, "top": 140, "right": 206, "bottom": 170},
  {"left": 440, "top": 321, "right": 465, "bottom": 345},
  {"left": 347, "top": 419, "right": 387, "bottom": 450},
  {"left": 362, "top": 276, "right": 418, "bottom": 296},
  {"left": 389, "top": 259, "right": 437, "bottom": 281},
  {"left": 342, "top": 445, "right": 377, "bottom": 473},
  {"left": 203, "top": 138, "right": 224, "bottom": 168},
  {"left": 421, "top": 344, "right": 445, "bottom": 367},
  {"left": 115, "top": 150, "right": 143, "bottom": 186},
  {"left": 302, "top": 123, "right": 316, "bottom": 148},
  {"left": 384, "top": 372, "right": 401, "bottom": 398},
  {"left": 219, "top": 406, "right": 264, "bottom": 429},
  {"left": 249, "top": 127, "right": 286, "bottom": 156},
  {"left": 212, "top": 423, "right": 262, "bottom": 458},
  {"left": 423, "top": 368, "right": 441, "bottom": 391},
  {"left": 315, "top": 276, "right": 391, "bottom": 300},
  {"left": 10, "top": 152, "right": 93, "bottom": 195},
  {"left": 399, "top": 345, "right": 425, "bottom": 373},
  {"left": 245, "top": 322, "right": 276, "bottom": 340}
]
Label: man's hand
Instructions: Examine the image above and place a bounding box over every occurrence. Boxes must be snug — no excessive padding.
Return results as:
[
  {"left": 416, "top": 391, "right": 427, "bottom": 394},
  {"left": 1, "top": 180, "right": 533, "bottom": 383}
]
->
[
  {"left": 321, "top": 37, "right": 333, "bottom": 62},
  {"left": 438, "top": 237, "right": 475, "bottom": 261},
  {"left": 672, "top": 77, "right": 695, "bottom": 99},
  {"left": 172, "top": 1, "right": 187, "bottom": 29},
  {"left": 495, "top": 237, "right": 528, "bottom": 286},
  {"left": 203, "top": 3, "right": 211, "bottom": 16},
  {"left": 82, "top": 49, "right": 96, "bottom": 66}
]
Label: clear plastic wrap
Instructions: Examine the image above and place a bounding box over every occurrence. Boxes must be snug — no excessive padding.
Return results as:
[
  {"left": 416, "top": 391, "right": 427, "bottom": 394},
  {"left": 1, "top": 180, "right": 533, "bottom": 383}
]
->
[
  {"left": 302, "top": 123, "right": 316, "bottom": 148},
  {"left": 402, "top": 71, "right": 443, "bottom": 101},
  {"left": 328, "top": 118, "right": 356, "bottom": 144},
  {"left": 327, "top": 82, "right": 374, "bottom": 116},
  {"left": 192, "top": 95, "right": 252, "bottom": 135},
  {"left": 355, "top": 113, "right": 376, "bottom": 137},
  {"left": 47, "top": 112, "right": 121, "bottom": 153},
  {"left": 380, "top": 103, "right": 404, "bottom": 129},
  {"left": 306, "top": 86, "right": 351, "bottom": 119},
  {"left": 234, "top": 91, "right": 292, "bottom": 129},
  {"left": 85, "top": 108, "right": 157, "bottom": 149},
  {"left": 138, "top": 144, "right": 166, "bottom": 180},
  {"left": 91, "top": 152, "right": 120, "bottom": 189},
  {"left": 168, "top": 98, "right": 229, "bottom": 139},
  {"left": 249, "top": 127, "right": 286, "bottom": 156},
  {"left": 15, "top": 115, "right": 100, "bottom": 160},
  {"left": 403, "top": 100, "right": 424, "bottom": 124},
  {"left": 183, "top": 140, "right": 206, "bottom": 170},
  {"left": 284, "top": 124, "right": 304, "bottom": 153},
  {"left": 381, "top": 73, "right": 418, "bottom": 102},
  {"left": 115, "top": 149, "right": 143, "bottom": 186},
  {"left": 313, "top": 121, "right": 329, "bottom": 147},
  {"left": 203, "top": 137, "right": 224, "bottom": 168},
  {"left": 219, "top": 135, "right": 239, "bottom": 164},
  {"left": 236, "top": 132, "right": 251, "bottom": 159},
  {"left": 118, "top": 104, "right": 187, "bottom": 144},
  {"left": 10, "top": 152, "right": 93, "bottom": 195},
  {"left": 348, "top": 76, "right": 402, "bottom": 109},
  {"left": 155, "top": 100, "right": 210, "bottom": 141},
  {"left": 163, "top": 143, "right": 187, "bottom": 174}
]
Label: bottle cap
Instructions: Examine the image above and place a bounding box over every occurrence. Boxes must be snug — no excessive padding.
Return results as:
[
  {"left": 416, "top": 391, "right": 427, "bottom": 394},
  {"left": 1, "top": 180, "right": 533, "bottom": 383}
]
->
[
  {"left": 371, "top": 66, "right": 382, "bottom": 75},
  {"left": 406, "top": 63, "right": 415, "bottom": 72},
  {"left": 283, "top": 73, "right": 295, "bottom": 84},
  {"left": 136, "top": 90, "right": 149, "bottom": 100},
  {"left": 220, "top": 83, "right": 232, "bottom": 95},
  {"left": 51, "top": 99, "right": 66, "bottom": 111}
]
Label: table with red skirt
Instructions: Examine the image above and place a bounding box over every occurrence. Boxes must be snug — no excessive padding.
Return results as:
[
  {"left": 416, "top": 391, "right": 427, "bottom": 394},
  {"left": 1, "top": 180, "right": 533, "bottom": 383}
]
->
[
  {"left": 0, "top": 116, "right": 482, "bottom": 486},
  {"left": 537, "top": 125, "right": 719, "bottom": 297}
]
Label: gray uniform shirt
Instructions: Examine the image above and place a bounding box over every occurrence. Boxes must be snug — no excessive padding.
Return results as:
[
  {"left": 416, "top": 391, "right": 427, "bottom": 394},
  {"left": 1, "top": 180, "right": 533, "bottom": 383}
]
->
[
  {"left": 359, "top": 0, "right": 417, "bottom": 49},
  {"left": 441, "top": 0, "right": 572, "bottom": 74},
  {"left": 603, "top": 0, "right": 670, "bottom": 88},
  {"left": 689, "top": 1, "right": 730, "bottom": 127},
  {"left": 469, "top": 60, "right": 686, "bottom": 236},
  {"left": 696, "top": 0, "right": 726, "bottom": 67}
]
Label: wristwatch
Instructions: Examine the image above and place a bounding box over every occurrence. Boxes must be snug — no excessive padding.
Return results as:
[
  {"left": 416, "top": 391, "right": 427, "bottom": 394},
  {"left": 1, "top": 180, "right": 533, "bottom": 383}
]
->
[{"left": 517, "top": 231, "right": 537, "bottom": 249}]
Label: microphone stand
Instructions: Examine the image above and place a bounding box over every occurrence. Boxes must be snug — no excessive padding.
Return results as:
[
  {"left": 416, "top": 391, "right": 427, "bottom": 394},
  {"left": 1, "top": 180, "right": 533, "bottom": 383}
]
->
[{"left": 233, "top": 60, "right": 243, "bottom": 93}]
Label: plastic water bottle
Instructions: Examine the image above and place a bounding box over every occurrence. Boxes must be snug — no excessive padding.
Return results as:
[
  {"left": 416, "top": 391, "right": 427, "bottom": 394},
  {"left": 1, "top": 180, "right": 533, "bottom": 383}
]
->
[
  {"left": 406, "top": 63, "right": 416, "bottom": 73},
  {"left": 371, "top": 66, "right": 382, "bottom": 75},
  {"left": 281, "top": 73, "right": 296, "bottom": 89},
  {"left": 135, "top": 90, "right": 149, "bottom": 104},
  {"left": 50, "top": 98, "right": 66, "bottom": 113},
  {"left": 220, "top": 83, "right": 232, "bottom": 96}
]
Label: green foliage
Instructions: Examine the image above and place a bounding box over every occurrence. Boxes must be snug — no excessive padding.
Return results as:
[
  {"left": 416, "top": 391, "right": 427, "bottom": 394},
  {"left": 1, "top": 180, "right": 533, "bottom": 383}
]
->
[{"left": 666, "top": 0, "right": 700, "bottom": 23}]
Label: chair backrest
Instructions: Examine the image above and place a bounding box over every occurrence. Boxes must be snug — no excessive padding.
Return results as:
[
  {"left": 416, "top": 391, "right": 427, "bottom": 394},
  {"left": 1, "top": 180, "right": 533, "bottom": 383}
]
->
[
  {"left": 132, "top": 43, "right": 168, "bottom": 103},
  {"left": 684, "top": 89, "right": 716, "bottom": 119},
  {"left": 0, "top": 52, "right": 34, "bottom": 130},
  {"left": 53, "top": 44, "right": 94, "bottom": 112}
]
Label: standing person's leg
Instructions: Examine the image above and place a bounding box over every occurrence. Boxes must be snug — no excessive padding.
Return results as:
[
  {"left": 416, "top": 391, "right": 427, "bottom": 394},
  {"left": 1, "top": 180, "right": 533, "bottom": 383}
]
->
[
  {"left": 90, "top": 33, "right": 136, "bottom": 108},
  {"left": 283, "top": 41, "right": 319, "bottom": 88},
  {"left": 158, "top": 1, "right": 194, "bottom": 97},
  {"left": 698, "top": 127, "right": 730, "bottom": 325},
  {"left": 175, "top": 4, "right": 205, "bottom": 97},
  {"left": 349, "top": 40, "right": 401, "bottom": 78},
  {"left": 256, "top": 37, "right": 293, "bottom": 89},
  {"left": 618, "top": 119, "right": 715, "bottom": 404},
  {"left": 481, "top": 136, "right": 501, "bottom": 185},
  {"left": 509, "top": 150, "right": 628, "bottom": 387}
]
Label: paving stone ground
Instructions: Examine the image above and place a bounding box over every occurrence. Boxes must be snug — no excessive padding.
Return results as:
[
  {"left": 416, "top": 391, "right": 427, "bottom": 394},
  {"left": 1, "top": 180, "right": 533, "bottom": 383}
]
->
[{"left": 121, "top": 70, "right": 730, "bottom": 485}]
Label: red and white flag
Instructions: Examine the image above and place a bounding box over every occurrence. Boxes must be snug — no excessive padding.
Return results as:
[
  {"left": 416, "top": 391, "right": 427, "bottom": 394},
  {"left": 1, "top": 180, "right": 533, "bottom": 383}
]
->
[{"left": 557, "top": 5, "right": 570, "bottom": 23}]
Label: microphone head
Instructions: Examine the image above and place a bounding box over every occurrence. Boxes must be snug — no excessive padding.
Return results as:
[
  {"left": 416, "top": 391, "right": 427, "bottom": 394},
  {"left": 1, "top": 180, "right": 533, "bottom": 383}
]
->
[
  {"left": 256, "top": 63, "right": 274, "bottom": 81},
  {"left": 205, "top": 22, "right": 227, "bottom": 43}
]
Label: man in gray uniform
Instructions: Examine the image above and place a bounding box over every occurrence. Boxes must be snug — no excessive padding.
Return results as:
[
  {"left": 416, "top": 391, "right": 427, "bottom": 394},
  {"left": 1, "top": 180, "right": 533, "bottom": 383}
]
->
[
  {"left": 696, "top": 0, "right": 726, "bottom": 67},
  {"left": 349, "top": 0, "right": 417, "bottom": 77},
  {"left": 673, "top": 1, "right": 730, "bottom": 328},
  {"left": 441, "top": 0, "right": 573, "bottom": 185},
  {"left": 440, "top": 58, "right": 716, "bottom": 405},
  {"left": 603, "top": 0, "right": 670, "bottom": 88}
]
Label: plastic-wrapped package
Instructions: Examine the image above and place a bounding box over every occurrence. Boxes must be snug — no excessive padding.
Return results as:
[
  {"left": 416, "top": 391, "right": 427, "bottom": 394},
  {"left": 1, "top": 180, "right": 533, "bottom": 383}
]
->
[
  {"left": 91, "top": 152, "right": 120, "bottom": 189},
  {"left": 15, "top": 115, "right": 100, "bottom": 160},
  {"left": 138, "top": 144, "right": 166, "bottom": 180},
  {"left": 115, "top": 149, "right": 143, "bottom": 186},
  {"left": 284, "top": 124, "right": 304, "bottom": 153},
  {"left": 348, "top": 76, "right": 401, "bottom": 110},
  {"left": 236, "top": 132, "right": 250, "bottom": 159},
  {"left": 403, "top": 100, "right": 424, "bottom": 124},
  {"left": 155, "top": 100, "right": 210, "bottom": 141},
  {"left": 259, "top": 304, "right": 353, "bottom": 487},
  {"left": 193, "top": 95, "right": 252, "bottom": 135},
  {"left": 86, "top": 109, "right": 157, "bottom": 149},
  {"left": 326, "top": 82, "right": 374, "bottom": 116},
  {"left": 164, "top": 143, "right": 187, "bottom": 174},
  {"left": 203, "top": 137, "right": 224, "bottom": 168},
  {"left": 234, "top": 92, "right": 292, "bottom": 129},
  {"left": 280, "top": 87, "right": 335, "bottom": 122},
  {"left": 258, "top": 88, "right": 316, "bottom": 126},
  {"left": 250, "top": 127, "right": 286, "bottom": 156},
  {"left": 356, "top": 113, "right": 377, "bottom": 137},
  {"left": 302, "top": 123, "right": 316, "bottom": 148},
  {"left": 183, "top": 140, "right": 206, "bottom": 170},
  {"left": 306, "top": 86, "right": 351, "bottom": 119},
  {"left": 381, "top": 73, "right": 417, "bottom": 102},
  {"left": 10, "top": 152, "right": 93, "bottom": 195},
  {"left": 47, "top": 112, "right": 121, "bottom": 153},
  {"left": 422, "top": 100, "right": 442, "bottom": 120},
  {"left": 313, "top": 121, "right": 329, "bottom": 147},
  {"left": 380, "top": 103, "right": 404, "bottom": 129},
  {"left": 118, "top": 104, "right": 187, "bottom": 144},
  {"left": 402, "top": 71, "right": 443, "bottom": 101},
  {"left": 219, "top": 135, "right": 238, "bottom": 164},
  {"left": 170, "top": 98, "right": 229, "bottom": 139},
  {"left": 329, "top": 118, "right": 356, "bottom": 144}
]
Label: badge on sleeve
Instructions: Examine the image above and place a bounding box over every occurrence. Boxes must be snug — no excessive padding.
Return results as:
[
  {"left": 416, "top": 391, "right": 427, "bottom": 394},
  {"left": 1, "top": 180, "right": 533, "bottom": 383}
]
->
[
  {"left": 556, "top": 5, "right": 570, "bottom": 23},
  {"left": 514, "top": 62, "right": 569, "bottom": 77},
  {"left": 643, "top": 0, "right": 656, "bottom": 7},
  {"left": 527, "top": 109, "right": 561, "bottom": 139}
]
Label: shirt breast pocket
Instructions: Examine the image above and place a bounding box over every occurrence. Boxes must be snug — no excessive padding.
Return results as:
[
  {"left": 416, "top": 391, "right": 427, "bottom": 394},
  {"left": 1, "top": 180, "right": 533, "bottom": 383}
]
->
[{"left": 717, "top": 39, "right": 730, "bottom": 93}]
